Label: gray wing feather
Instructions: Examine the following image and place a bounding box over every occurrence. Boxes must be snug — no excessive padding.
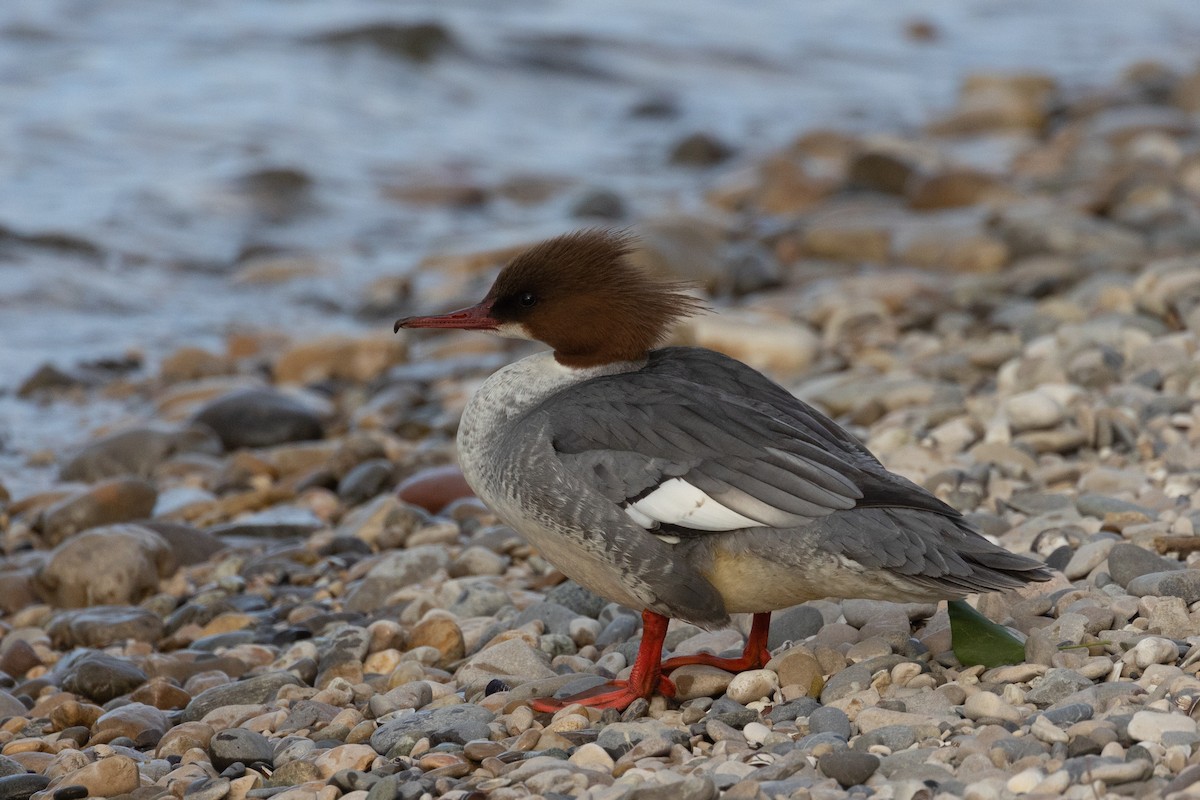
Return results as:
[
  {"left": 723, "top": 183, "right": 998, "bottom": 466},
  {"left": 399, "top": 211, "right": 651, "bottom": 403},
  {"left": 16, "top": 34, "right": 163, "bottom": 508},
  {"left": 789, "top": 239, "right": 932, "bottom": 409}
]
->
[{"left": 540, "top": 349, "right": 904, "bottom": 532}]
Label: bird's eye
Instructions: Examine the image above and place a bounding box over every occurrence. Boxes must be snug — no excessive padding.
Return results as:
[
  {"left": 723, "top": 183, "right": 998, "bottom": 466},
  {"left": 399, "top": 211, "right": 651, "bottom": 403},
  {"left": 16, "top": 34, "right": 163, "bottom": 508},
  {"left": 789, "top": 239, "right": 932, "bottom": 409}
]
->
[{"left": 518, "top": 292, "right": 537, "bottom": 308}]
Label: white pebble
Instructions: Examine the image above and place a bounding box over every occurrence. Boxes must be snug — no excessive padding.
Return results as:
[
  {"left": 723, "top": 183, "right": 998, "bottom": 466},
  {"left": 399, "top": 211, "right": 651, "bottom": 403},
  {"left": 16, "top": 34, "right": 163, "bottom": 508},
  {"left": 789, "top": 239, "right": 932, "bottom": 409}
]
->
[
  {"left": 726, "top": 669, "right": 779, "bottom": 704},
  {"left": 963, "top": 691, "right": 1024, "bottom": 723},
  {"left": 1030, "top": 714, "right": 1068, "bottom": 744},
  {"left": 742, "top": 721, "right": 770, "bottom": 746},
  {"left": 569, "top": 742, "right": 615, "bottom": 773},
  {"left": 1006, "top": 767, "right": 1044, "bottom": 794},
  {"left": 1004, "top": 390, "right": 1065, "bottom": 432},
  {"left": 1127, "top": 709, "right": 1198, "bottom": 744},
  {"left": 1127, "top": 636, "right": 1178, "bottom": 669},
  {"left": 1032, "top": 770, "right": 1071, "bottom": 795}
]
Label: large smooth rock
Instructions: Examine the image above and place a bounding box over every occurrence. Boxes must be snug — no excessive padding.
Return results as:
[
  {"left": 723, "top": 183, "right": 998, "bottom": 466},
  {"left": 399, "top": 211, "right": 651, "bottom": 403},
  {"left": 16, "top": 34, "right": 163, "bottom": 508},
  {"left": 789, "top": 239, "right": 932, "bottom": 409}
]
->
[
  {"left": 47, "top": 606, "right": 165, "bottom": 648},
  {"left": 58, "top": 651, "right": 148, "bottom": 703},
  {"left": 192, "top": 389, "right": 324, "bottom": 450},
  {"left": 370, "top": 704, "right": 495, "bottom": 754},
  {"left": 59, "top": 426, "right": 220, "bottom": 482},
  {"left": 455, "top": 639, "right": 556, "bottom": 693},
  {"left": 39, "top": 479, "right": 158, "bottom": 545},
  {"left": 1127, "top": 570, "right": 1200, "bottom": 603},
  {"left": 1107, "top": 543, "right": 1183, "bottom": 588},
  {"left": 344, "top": 546, "right": 450, "bottom": 612},
  {"left": 182, "top": 671, "right": 303, "bottom": 723},
  {"left": 35, "top": 524, "right": 175, "bottom": 608}
]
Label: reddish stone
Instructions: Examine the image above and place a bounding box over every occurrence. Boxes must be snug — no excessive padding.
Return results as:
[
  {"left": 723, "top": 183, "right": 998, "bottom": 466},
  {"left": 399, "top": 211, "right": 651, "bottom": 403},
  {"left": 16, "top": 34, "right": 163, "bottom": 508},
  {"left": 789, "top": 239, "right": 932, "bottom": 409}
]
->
[{"left": 396, "top": 465, "right": 474, "bottom": 514}]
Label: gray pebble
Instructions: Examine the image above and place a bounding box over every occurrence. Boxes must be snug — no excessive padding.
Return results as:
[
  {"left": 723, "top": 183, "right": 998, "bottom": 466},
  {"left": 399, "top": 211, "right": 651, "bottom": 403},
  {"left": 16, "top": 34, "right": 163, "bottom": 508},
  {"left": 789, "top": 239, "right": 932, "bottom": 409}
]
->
[
  {"left": 183, "top": 672, "right": 303, "bottom": 723},
  {"left": 139, "top": 520, "right": 226, "bottom": 566},
  {"left": 570, "top": 189, "right": 626, "bottom": 221},
  {"left": 344, "top": 546, "right": 451, "bottom": 612},
  {"left": 337, "top": 459, "right": 395, "bottom": 505},
  {"left": 1064, "top": 755, "right": 1151, "bottom": 784},
  {"left": 768, "top": 697, "right": 821, "bottom": 723},
  {"left": 1075, "top": 493, "right": 1152, "bottom": 518},
  {"left": 0, "top": 773, "right": 50, "bottom": 800},
  {"left": 1164, "top": 764, "right": 1200, "bottom": 795},
  {"left": 767, "top": 605, "right": 825, "bottom": 649},
  {"left": 370, "top": 704, "right": 495, "bottom": 754},
  {"left": 1026, "top": 668, "right": 1093, "bottom": 706},
  {"left": 211, "top": 728, "right": 275, "bottom": 770},
  {"left": 807, "top": 706, "right": 851, "bottom": 740},
  {"left": 446, "top": 583, "right": 510, "bottom": 617},
  {"left": 993, "top": 736, "right": 1048, "bottom": 762},
  {"left": 1042, "top": 703, "right": 1094, "bottom": 725},
  {"left": 206, "top": 507, "right": 325, "bottom": 540},
  {"left": 794, "top": 731, "right": 851, "bottom": 752},
  {"left": 278, "top": 700, "right": 339, "bottom": 735},
  {"left": 516, "top": 601, "right": 580, "bottom": 637},
  {"left": 821, "top": 655, "right": 906, "bottom": 703},
  {"left": 545, "top": 581, "right": 608, "bottom": 618},
  {"left": 818, "top": 751, "right": 880, "bottom": 787},
  {"left": 707, "top": 697, "right": 759, "bottom": 728},
  {"left": 1126, "top": 570, "right": 1200, "bottom": 603},
  {"left": 596, "top": 720, "right": 690, "bottom": 757},
  {"left": 853, "top": 724, "right": 916, "bottom": 752},
  {"left": 1107, "top": 542, "right": 1183, "bottom": 588},
  {"left": 596, "top": 612, "right": 640, "bottom": 646}
]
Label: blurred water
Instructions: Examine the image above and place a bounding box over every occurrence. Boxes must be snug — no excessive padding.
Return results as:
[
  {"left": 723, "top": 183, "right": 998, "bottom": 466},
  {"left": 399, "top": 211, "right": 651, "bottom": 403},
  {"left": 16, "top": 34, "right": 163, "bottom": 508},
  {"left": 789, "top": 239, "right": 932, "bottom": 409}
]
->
[{"left": 1, "top": 0, "right": 1198, "bottom": 493}]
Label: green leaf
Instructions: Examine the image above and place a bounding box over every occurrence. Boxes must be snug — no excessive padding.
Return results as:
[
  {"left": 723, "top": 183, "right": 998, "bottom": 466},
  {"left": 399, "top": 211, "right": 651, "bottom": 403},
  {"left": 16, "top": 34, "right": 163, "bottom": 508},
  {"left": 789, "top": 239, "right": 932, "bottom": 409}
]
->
[{"left": 948, "top": 599, "right": 1027, "bottom": 668}]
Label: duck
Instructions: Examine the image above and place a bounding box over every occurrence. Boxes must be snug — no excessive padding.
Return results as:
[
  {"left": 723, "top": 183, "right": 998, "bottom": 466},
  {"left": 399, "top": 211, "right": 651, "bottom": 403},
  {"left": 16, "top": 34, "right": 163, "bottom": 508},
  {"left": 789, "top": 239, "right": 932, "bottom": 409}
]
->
[{"left": 395, "top": 229, "right": 1051, "bottom": 711}]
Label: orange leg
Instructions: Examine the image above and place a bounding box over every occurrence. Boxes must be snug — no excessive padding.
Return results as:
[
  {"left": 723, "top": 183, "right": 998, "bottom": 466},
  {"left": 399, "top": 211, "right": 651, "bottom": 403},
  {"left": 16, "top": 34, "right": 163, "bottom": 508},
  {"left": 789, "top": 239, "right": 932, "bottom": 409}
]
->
[
  {"left": 661, "top": 612, "right": 773, "bottom": 673},
  {"left": 531, "top": 609, "right": 676, "bottom": 712}
]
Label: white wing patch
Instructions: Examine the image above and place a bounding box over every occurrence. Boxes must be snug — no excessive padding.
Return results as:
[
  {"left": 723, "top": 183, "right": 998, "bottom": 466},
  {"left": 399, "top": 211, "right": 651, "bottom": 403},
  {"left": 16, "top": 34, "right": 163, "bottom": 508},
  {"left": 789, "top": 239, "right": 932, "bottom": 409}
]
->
[{"left": 624, "top": 478, "right": 760, "bottom": 532}]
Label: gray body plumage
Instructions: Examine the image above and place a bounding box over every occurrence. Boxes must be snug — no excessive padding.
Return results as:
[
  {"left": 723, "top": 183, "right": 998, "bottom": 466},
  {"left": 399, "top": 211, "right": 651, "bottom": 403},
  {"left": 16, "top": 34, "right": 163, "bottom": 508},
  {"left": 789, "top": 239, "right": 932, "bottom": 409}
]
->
[{"left": 458, "top": 346, "right": 1048, "bottom": 628}]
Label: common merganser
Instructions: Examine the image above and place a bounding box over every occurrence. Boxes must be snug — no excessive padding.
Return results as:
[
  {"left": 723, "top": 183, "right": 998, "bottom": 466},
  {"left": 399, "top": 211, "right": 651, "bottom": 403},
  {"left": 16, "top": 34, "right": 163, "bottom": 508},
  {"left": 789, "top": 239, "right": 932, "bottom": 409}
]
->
[{"left": 396, "top": 230, "right": 1051, "bottom": 711}]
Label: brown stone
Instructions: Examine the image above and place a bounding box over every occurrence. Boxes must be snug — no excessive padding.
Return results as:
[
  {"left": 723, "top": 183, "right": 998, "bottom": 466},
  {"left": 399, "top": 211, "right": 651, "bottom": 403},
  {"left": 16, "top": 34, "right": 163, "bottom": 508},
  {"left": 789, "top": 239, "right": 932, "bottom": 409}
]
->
[
  {"left": 36, "top": 524, "right": 175, "bottom": 608},
  {"left": 848, "top": 151, "right": 916, "bottom": 195},
  {"left": 907, "top": 170, "right": 1012, "bottom": 210},
  {"left": 130, "top": 677, "right": 192, "bottom": 710},
  {"left": 409, "top": 617, "right": 466, "bottom": 667},
  {"left": 385, "top": 181, "right": 488, "bottom": 208},
  {"left": 0, "top": 639, "right": 41, "bottom": 678},
  {"left": 40, "top": 479, "right": 159, "bottom": 546},
  {"left": 1173, "top": 70, "right": 1200, "bottom": 112},
  {"left": 754, "top": 157, "right": 836, "bottom": 214},
  {"left": 274, "top": 335, "right": 408, "bottom": 385},
  {"left": 159, "top": 347, "right": 230, "bottom": 383},
  {"left": 156, "top": 721, "right": 216, "bottom": 758},
  {"left": 55, "top": 755, "right": 140, "bottom": 797},
  {"left": 900, "top": 232, "right": 1009, "bottom": 273},
  {"left": 802, "top": 225, "right": 891, "bottom": 264},
  {"left": 928, "top": 72, "right": 1057, "bottom": 135},
  {"left": 232, "top": 254, "right": 324, "bottom": 285},
  {"left": 49, "top": 700, "right": 104, "bottom": 731},
  {"left": 770, "top": 649, "right": 824, "bottom": 696}
]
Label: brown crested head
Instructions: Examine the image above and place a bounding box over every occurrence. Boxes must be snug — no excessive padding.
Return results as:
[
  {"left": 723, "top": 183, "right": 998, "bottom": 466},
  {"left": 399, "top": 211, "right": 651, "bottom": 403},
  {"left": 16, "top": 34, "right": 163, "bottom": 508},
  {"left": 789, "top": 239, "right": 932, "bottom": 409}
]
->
[{"left": 481, "top": 229, "right": 704, "bottom": 367}]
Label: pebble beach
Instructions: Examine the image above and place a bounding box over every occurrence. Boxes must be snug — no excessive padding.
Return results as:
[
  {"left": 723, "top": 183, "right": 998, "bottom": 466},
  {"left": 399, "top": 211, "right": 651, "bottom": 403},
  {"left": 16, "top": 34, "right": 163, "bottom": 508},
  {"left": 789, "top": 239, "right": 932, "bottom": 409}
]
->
[{"left": 5, "top": 16, "right": 1200, "bottom": 800}]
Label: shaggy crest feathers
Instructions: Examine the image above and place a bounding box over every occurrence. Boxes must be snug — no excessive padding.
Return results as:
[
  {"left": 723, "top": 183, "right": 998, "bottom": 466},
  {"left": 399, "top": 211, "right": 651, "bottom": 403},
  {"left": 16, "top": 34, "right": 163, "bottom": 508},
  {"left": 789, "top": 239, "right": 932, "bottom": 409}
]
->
[{"left": 486, "top": 229, "right": 705, "bottom": 367}]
